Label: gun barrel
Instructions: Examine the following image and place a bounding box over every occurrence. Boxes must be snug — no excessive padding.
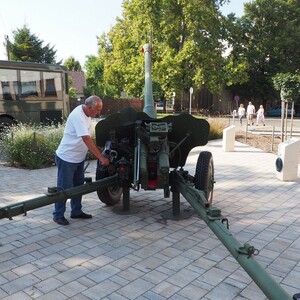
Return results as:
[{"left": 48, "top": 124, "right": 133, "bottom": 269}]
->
[
  {"left": 0, "top": 174, "right": 119, "bottom": 220},
  {"left": 142, "top": 44, "right": 156, "bottom": 118}
]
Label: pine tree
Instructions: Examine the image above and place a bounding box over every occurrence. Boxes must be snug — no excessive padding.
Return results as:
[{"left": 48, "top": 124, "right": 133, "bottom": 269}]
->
[{"left": 8, "top": 25, "right": 60, "bottom": 64}]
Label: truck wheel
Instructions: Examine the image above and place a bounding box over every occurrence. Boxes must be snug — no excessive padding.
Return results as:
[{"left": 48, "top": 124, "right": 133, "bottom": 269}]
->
[
  {"left": 0, "top": 116, "right": 16, "bottom": 134},
  {"left": 194, "top": 151, "right": 214, "bottom": 206},
  {"left": 95, "top": 165, "right": 122, "bottom": 206}
]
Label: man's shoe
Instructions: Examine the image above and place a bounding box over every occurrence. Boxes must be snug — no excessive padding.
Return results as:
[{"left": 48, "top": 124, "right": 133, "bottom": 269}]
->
[
  {"left": 53, "top": 217, "right": 69, "bottom": 225},
  {"left": 71, "top": 212, "right": 92, "bottom": 219}
]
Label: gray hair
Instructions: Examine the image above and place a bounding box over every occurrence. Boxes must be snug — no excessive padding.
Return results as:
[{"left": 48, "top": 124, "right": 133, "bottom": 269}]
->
[{"left": 85, "top": 95, "right": 102, "bottom": 108}]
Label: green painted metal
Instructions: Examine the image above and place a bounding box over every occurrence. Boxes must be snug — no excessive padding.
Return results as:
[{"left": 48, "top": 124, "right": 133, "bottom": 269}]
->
[
  {"left": 172, "top": 170, "right": 291, "bottom": 300},
  {"left": 142, "top": 44, "right": 156, "bottom": 118},
  {"left": 95, "top": 109, "right": 210, "bottom": 169},
  {"left": 0, "top": 174, "right": 119, "bottom": 220}
]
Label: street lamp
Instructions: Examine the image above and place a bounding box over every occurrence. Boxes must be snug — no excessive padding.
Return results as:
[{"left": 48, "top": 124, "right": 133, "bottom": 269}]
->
[{"left": 189, "top": 87, "right": 193, "bottom": 114}]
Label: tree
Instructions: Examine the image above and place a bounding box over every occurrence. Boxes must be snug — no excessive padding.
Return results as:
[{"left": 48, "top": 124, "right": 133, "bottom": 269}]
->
[
  {"left": 7, "top": 25, "right": 61, "bottom": 64},
  {"left": 84, "top": 55, "right": 103, "bottom": 97},
  {"left": 273, "top": 73, "right": 300, "bottom": 104},
  {"left": 93, "top": 0, "right": 245, "bottom": 101},
  {"left": 63, "top": 57, "right": 83, "bottom": 99},
  {"left": 273, "top": 72, "right": 300, "bottom": 140},
  {"left": 227, "top": 0, "right": 300, "bottom": 105},
  {"left": 64, "top": 56, "right": 82, "bottom": 71},
  {"left": 84, "top": 28, "right": 131, "bottom": 98},
  {"left": 67, "top": 76, "right": 77, "bottom": 99}
]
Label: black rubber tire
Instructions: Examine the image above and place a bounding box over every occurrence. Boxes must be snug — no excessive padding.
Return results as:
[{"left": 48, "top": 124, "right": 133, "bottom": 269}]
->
[
  {"left": 0, "top": 116, "right": 16, "bottom": 137},
  {"left": 95, "top": 165, "right": 122, "bottom": 206},
  {"left": 0, "top": 116, "right": 15, "bottom": 125},
  {"left": 194, "top": 151, "right": 214, "bottom": 206},
  {"left": 0, "top": 116, "right": 15, "bottom": 129}
]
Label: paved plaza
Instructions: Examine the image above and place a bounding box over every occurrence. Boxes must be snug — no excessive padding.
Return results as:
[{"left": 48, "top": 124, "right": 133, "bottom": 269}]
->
[{"left": 0, "top": 139, "right": 300, "bottom": 299}]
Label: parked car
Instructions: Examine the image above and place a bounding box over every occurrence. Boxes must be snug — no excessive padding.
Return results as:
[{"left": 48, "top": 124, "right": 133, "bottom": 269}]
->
[
  {"left": 157, "top": 100, "right": 164, "bottom": 107},
  {"left": 266, "top": 106, "right": 294, "bottom": 117},
  {"left": 156, "top": 100, "right": 173, "bottom": 109}
]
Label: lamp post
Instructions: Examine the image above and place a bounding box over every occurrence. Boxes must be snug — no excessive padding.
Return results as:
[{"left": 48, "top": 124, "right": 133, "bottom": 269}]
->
[
  {"left": 189, "top": 87, "right": 193, "bottom": 114},
  {"left": 280, "top": 89, "right": 285, "bottom": 141},
  {"left": 172, "top": 92, "right": 176, "bottom": 112}
]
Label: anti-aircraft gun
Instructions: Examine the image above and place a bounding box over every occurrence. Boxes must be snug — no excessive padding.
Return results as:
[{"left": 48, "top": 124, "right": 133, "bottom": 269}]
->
[{"left": 0, "top": 44, "right": 296, "bottom": 300}]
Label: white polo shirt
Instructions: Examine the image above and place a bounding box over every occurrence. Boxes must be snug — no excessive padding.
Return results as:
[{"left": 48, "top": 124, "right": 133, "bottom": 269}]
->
[
  {"left": 56, "top": 105, "right": 91, "bottom": 163},
  {"left": 247, "top": 104, "right": 255, "bottom": 115}
]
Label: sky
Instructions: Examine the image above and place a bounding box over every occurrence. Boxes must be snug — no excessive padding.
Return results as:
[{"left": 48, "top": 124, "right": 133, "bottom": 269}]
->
[{"left": 0, "top": 0, "right": 249, "bottom": 68}]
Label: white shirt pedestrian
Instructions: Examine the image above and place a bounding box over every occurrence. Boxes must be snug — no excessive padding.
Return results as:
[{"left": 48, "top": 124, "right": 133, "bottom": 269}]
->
[
  {"left": 238, "top": 104, "right": 246, "bottom": 125},
  {"left": 247, "top": 101, "right": 256, "bottom": 125},
  {"left": 256, "top": 105, "right": 265, "bottom": 126}
]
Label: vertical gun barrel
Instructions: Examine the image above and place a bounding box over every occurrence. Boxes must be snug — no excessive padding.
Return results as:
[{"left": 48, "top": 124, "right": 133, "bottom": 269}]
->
[{"left": 142, "top": 44, "right": 156, "bottom": 118}]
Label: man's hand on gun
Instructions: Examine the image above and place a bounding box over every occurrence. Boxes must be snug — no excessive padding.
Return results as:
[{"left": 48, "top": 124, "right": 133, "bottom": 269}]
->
[{"left": 100, "top": 156, "right": 110, "bottom": 166}]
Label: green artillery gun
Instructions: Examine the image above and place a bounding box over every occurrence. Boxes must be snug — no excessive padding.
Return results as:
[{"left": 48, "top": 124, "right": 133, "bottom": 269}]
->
[
  {"left": 94, "top": 44, "right": 212, "bottom": 212},
  {"left": 0, "top": 44, "right": 296, "bottom": 300}
]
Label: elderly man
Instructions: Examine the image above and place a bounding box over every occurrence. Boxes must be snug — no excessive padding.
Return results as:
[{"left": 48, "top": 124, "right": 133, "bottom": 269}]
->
[{"left": 53, "top": 95, "right": 109, "bottom": 225}]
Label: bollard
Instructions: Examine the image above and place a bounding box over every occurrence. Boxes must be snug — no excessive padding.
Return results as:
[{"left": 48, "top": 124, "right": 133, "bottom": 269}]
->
[
  {"left": 276, "top": 138, "right": 300, "bottom": 181},
  {"left": 222, "top": 125, "right": 236, "bottom": 152}
]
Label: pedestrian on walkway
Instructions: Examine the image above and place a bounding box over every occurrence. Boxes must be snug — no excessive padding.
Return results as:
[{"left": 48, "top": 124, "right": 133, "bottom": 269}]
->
[
  {"left": 53, "top": 95, "right": 110, "bottom": 225},
  {"left": 247, "top": 101, "right": 256, "bottom": 126},
  {"left": 238, "top": 103, "right": 246, "bottom": 125},
  {"left": 256, "top": 105, "right": 265, "bottom": 126}
]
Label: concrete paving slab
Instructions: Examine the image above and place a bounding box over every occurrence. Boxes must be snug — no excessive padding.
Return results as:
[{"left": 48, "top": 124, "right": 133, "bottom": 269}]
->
[{"left": 0, "top": 139, "right": 300, "bottom": 299}]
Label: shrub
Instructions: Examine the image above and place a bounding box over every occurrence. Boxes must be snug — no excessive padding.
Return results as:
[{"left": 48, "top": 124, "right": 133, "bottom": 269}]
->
[
  {"left": 0, "top": 116, "right": 225, "bottom": 170},
  {"left": 0, "top": 123, "right": 64, "bottom": 169},
  {"left": 208, "top": 118, "right": 226, "bottom": 140}
]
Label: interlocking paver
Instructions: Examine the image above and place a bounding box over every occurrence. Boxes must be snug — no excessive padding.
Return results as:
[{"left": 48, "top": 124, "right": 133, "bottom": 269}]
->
[
  {"left": 1, "top": 139, "right": 300, "bottom": 299},
  {"left": 177, "top": 283, "right": 208, "bottom": 299},
  {"left": 57, "top": 281, "right": 87, "bottom": 298},
  {"left": 2, "top": 291, "right": 32, "bottom": 300},
  {"left": 34, "top": 277, "right": 64, "bottom": 293},
  {"left": 116, "top": 278, "right": 153, "bottom": 299},
  {"left": 83, "top": 280, "right": 120, "bottom": 299},
  {"left": 1, "top": 274, "right": 40, "bottom": 294},
  {"left": 205, "top": 282, "right": 241, "bottom": 300}
]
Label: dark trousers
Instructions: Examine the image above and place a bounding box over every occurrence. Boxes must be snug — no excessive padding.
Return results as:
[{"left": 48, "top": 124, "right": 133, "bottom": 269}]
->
[{"left": 53, "top": 154, "right": 84, "bottom": 218}]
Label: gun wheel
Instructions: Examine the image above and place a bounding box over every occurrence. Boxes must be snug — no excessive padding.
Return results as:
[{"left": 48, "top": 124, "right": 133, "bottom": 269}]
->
[
  {"left": 96, "top": 167, "right": 122, "bottom": 206},
  {"left": 194, "top": 151, "right": 214, "bottom": 206}
]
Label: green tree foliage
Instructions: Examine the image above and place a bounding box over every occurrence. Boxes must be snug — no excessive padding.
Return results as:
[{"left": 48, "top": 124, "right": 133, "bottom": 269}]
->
[
  {"left": 65, "top": 71, "right": 79, "bottom": 99},
  {"left": 8, "top": 25, "right": 60, "bottom": 64},
  {"left": 84, "top": 55, "right": 105, "bottom": 97},
  {"left": 68, "top": 87, "right": 77, "bottom": 99},
  {"left": 64, "top": 62, "right": 81, "bottom": 99},
  {"left": 63, "top": 56, "right": 82, "bottom": 71},
  {"left": 228, "top": 0, "right": 300, "bottom": 104},
  {"left": 90, "top": 0, "right": 245, "bottom": 99},
  {"left": 273, "top": 73, "right": 300, "bottom": 103},
  {"left": 64, "top": 57, "right": 82, "bottom": 98}
]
